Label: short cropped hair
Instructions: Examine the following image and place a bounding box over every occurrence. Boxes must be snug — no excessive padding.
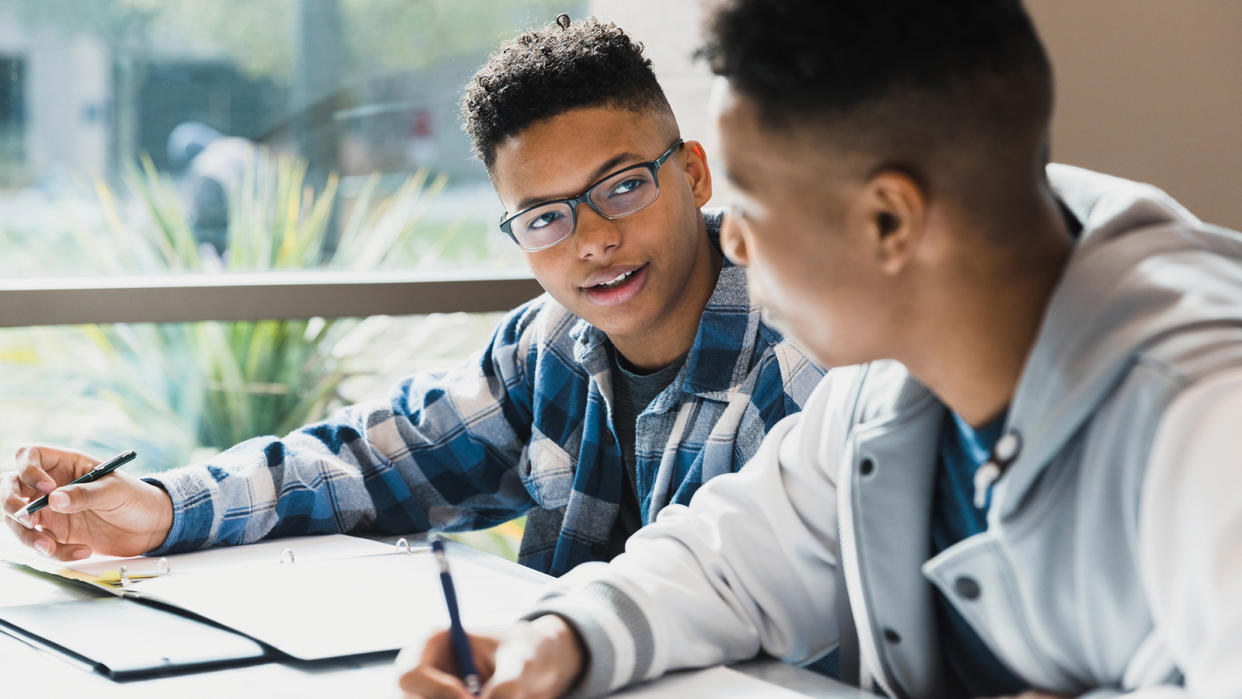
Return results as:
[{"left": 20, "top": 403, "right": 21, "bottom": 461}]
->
[
  {"left": 462, "top": 17, "right": 674, "bottom": 171},
  {"left": 700, "top": 0, "right": 1054, "bottom": 211}
]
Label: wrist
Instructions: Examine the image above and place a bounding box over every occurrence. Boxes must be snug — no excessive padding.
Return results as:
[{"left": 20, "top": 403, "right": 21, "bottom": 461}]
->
[
  {"left": 144, "top": 481, "right": 175, "bottom": 553},
  {"left": 533, "top": 614, "right": 587, "bottom": 693}
]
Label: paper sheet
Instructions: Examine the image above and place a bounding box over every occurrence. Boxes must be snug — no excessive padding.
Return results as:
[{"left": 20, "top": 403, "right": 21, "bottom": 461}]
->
[
  {"left": 615, "top": 666, "right": 811, "bottom": 698},
  {"left": 2, "top": 533, "right": 402, "bottom": 587},
  {"left": 132, "top": 550, "right": 544, "bottom": 659},
  {"left": 0, "top": 533, "right": 540, "bottom": 660}
]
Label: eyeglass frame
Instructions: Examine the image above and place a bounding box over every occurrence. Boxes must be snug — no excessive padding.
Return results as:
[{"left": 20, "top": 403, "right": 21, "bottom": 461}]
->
[{"left": 498, "top": 138, "right": 686, "bottom": 252}]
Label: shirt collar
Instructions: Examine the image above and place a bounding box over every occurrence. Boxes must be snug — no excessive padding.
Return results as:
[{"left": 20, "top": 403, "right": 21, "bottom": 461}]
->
[{"left": 569, "top": 210, "right": 759, "bottom": 400}]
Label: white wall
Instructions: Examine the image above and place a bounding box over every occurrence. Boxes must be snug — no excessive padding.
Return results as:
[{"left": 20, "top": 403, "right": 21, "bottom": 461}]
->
[{"left": 591, "top": 0, "right": 1242, "bottom": 229}]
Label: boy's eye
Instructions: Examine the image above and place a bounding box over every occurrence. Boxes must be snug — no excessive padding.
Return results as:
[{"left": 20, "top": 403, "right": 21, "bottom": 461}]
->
[
  {"left": 609, "top": 177, "right": 646, "bottom": 197},
  {"left": 528, "top": 210, "right": 563, "bottom": 230}
]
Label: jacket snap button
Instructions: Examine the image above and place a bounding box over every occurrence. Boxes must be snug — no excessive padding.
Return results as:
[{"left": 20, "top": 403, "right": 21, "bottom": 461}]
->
[
  {"left": 859, "top": 458, "right": 875, "bottom": 476},
  {"left": 994, "top": 430, "right": 1022, "bottom": 464},
  {"left": 954, "top": 576, "right": 981, "bottom": 600},
  {"left": 883, "top": 628, "right": 901, "bottom": 644}
]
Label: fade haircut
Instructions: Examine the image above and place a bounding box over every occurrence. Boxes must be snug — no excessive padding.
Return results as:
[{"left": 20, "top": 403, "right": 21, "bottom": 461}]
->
[
  {"left": 462, "top": 16, "right": 675, "bottom": 171},
  {"left": 700, "top": 0, "right": 1055, "bottom": 215}
]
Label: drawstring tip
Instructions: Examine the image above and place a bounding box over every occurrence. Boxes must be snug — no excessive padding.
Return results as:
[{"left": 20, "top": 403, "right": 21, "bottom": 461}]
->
[{"left": 973, "top": 461, "right": 1002, "bottom": 510}]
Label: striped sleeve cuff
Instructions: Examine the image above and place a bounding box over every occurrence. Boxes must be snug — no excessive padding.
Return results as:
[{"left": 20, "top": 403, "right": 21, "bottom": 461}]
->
[
  {"left": 142, "top": 468, "right": 217, "bottom": 555},
  {"left": 523, "top": 580, "right": 657, "bottom": 698}
]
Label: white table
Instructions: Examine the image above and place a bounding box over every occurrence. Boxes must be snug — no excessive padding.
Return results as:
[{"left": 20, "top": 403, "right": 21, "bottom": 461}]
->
[{"left": 0, "top": 534, "right": 864, "bottom": 698}]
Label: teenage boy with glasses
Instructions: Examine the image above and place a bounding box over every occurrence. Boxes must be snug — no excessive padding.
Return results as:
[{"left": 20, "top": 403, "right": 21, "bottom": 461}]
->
[{"left": 2, "top": 18, "right": 821, "bottom": 580}]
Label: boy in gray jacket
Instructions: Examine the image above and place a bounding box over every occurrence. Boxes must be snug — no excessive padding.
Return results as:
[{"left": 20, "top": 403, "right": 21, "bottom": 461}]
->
[{"left": 399, "top": 2, "right": 1242, "bottom": 697}]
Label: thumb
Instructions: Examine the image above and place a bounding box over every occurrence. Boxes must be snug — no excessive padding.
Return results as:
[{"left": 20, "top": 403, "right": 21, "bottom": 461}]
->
[{"left": 48, "top": 480, "right": 129, "bottom": 515}]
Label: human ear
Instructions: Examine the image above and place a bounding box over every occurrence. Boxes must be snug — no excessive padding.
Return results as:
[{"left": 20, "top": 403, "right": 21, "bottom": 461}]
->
[
  {"left": 681, "top": 140, "right": 713, "bottom": 208},
  {"left": 860, "top": 169, "right": 925, "bottom": 275}
]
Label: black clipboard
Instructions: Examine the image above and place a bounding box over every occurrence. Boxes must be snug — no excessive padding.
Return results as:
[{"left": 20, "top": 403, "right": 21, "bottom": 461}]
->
[{"left": 0, "top": 597, "right": 271, "bottom": 680}]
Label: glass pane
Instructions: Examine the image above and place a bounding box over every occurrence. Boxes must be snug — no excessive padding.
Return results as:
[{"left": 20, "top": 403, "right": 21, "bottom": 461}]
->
[
  {"left": 0, "top": 0, "right": 585, "bottom": 277},
  {"left": 0, "top": 313, "right": 504, "bottom": 472}
]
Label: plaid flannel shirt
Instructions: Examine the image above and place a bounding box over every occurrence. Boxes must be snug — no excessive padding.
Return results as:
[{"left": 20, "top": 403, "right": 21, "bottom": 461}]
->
[{"left": 147, "top": 211, "right": 824, "bottom": 576}]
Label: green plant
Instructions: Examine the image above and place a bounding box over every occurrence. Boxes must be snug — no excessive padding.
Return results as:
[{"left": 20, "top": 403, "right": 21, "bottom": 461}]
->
[
  {"left": 9, "top": 151, "right": 453, "bottom": 468},
  {"left": 0, "top": 150, "right": 528, "bottom": 560}
]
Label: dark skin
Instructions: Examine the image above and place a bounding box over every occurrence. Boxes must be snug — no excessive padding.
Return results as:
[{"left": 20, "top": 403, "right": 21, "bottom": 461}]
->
[
  {"left": 1, "top": 105, "right": 721, "bottom": 572},
  {"left": 395, "top": 80, "right": 1076, "bottom": 698},
  {"left": 714, "top": 82, "right": 1073, "bottom": 429},
  {"left": 490, "top": 105, "right": 720, "bottom": 372}
]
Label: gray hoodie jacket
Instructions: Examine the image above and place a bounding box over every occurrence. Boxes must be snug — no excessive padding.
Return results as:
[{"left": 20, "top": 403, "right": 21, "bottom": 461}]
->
[{"left": 529, "top": 165, "right": 1242, "bottom": 698}]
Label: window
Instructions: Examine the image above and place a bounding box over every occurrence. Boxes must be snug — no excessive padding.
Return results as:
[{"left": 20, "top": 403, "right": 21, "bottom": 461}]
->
[
  {"left": 0, "top": 0, "right": 584, "bottom": 277},
  {"left": 0, "top": 55, "right": 24, "bottom": 185},
  {"left": 0, "top": 1, "right": 583, "bottom": 559}
]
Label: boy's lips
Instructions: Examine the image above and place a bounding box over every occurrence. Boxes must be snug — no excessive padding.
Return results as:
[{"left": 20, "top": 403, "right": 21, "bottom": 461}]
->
[
  {"left": 581, "top": 264, "right": 645, "bottom": 289},
  {"left": 580, "top": 263, "right": 649, "bottom": 307}
]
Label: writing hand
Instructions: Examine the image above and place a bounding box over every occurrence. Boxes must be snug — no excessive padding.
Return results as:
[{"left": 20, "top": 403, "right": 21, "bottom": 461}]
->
[{"left": 397, "top": 615, "right": 585, "bottom": 699}]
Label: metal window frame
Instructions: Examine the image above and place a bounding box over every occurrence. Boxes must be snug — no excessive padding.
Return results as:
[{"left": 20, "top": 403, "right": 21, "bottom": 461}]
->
[{"left": 0, "top": 270, "right": 543, "bottom": 327}]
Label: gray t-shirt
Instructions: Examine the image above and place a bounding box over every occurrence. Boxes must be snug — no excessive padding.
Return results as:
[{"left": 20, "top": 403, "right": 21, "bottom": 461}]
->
[{"left": 605, "top": 347, "right": 687, "bottom": 556}]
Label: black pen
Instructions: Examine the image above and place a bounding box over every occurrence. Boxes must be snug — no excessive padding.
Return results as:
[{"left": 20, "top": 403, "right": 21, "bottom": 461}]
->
[
  {"left": 10, "top": 450, "right": 137, "bottom": 524},
  {"left": 431, "top": 536, "right": 481, "bottom": 695}
]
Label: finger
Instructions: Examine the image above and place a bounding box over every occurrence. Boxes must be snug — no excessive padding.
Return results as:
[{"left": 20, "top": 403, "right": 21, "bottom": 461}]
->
[
  {"left": 469, "top": 634, "right": 499, "bottom": 680},
  {"left": 9, "top": 521, "right": 60, "bottom": 557},
  {"left": 3, "top": 482, "right": 31, "bottom": 519},
  {"left": 480, "top": 676, "right": 525, "bottom": 699},
  {"left": 15, "top": 445, "right": 96, "bottom": 489},
  {"left": 48, "top": 479, "right": 128, "bottom": 515},
  {"left": 397, "top": 666, "right": 473, "bottom": 699},
  {"left": 15, "top": 462, "right": 56, "bottom": 499},
  {"left": 50, "top": 542, "right": 92, "bottom": 562}
]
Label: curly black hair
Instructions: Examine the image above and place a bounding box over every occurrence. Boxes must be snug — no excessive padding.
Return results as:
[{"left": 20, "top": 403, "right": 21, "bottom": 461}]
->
[{"left": 462, "top": 16, "right": 674, "bottom": 171}]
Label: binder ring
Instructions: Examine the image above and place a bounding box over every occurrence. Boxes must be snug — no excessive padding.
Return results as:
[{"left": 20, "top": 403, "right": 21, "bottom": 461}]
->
[
  {"left": 395, "top": 537, "right": 412, "bottom": 554},
  {"left": 280, "top": 547, "right": 296, "bottom": 565},
  {"left": 158, "top": 557, "right": 171, "bottom": 577},
  {"left": 119, "top": 564, "right": 131, "bottom": 588}
]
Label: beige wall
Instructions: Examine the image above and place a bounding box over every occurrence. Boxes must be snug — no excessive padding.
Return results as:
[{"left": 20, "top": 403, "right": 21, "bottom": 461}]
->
[
  {"left": 1030, "top": 2, "right": 1242, "bottom": 229},
  {"left": 590, "top": 0, "right": 1242, "bottom": 229}
]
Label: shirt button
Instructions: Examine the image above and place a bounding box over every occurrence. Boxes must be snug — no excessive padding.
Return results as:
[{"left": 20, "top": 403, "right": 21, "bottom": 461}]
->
[
  {"left": 954, "top": 576, "right": 981, "bottom": 600},
  {"left": 883, "top": 628, "right": 902, "bottom": 644},
  {"left": 859, "top": 458, "right": 875, "bottom": 476},
  {"left": 603, "top": 431, "right": 616, "bottom": 446}
]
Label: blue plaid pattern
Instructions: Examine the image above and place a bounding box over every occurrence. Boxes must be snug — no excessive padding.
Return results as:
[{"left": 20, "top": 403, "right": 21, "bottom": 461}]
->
[{"left": 147, "top": 212, "right": 824, "bottom": 575}]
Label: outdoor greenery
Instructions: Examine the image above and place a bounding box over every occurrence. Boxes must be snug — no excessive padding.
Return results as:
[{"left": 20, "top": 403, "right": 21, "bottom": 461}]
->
[
  {"left": 4, "top": 150, "right": 452, "bottom": 462},
  {"left": 0, "top": 0, "right": 552, "bottom": 559},
  {"left": 0, "top": 151, "right": 526, "bottom": 557}
]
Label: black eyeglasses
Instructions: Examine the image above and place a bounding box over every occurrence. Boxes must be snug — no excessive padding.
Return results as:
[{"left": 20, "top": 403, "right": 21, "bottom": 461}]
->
[{"left": 499, "top": 138, "right": 685, "bottom": 252}]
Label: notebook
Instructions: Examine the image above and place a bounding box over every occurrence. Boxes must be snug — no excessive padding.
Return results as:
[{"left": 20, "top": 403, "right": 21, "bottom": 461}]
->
[
  {"left": 2, "top": 534, "right": 546, "bottom": 661},
  {"left": 0, "top": 597, "right": 269, "bottom": 679}
]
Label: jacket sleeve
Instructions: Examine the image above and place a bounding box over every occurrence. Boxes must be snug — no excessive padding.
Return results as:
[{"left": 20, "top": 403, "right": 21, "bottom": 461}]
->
[
  {"left": 525, "top": 369, "right": 856, "bottom": 697},
  {"left": 1083, "top": 367, "right": 1242, "bottom": 698},
  {"left": 146, "top": 301, "right": 544, "bottom": 554}
]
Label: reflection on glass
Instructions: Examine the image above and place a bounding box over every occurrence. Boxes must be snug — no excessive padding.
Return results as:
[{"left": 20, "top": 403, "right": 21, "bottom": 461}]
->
[{"left": 0, "top": 0, "right": 585, "bottom": 276}]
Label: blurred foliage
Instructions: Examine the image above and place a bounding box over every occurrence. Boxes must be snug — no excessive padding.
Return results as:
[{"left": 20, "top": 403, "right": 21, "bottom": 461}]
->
[
  {"left": 2, "top": 149, "right": 455, "bottom": 464},
  {"left": 10, "top": 0, "right": 579, "bottom": 83},
  {"left": 0, "top": 152, "right": 526, "bottom": 559}
]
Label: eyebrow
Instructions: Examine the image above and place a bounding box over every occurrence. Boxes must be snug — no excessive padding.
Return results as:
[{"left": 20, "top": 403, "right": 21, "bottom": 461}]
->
[{"left": 513, "top": 151, "right": 646, "bottom": 212}]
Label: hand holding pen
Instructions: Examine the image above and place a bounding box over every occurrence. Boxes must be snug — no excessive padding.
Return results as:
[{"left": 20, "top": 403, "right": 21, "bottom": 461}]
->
[
  {"left": 1, "top": 445, "right": 174, "bottom": 561},
  {"left": 396, "top": 539, "right": 586, "bottom": 698}
]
